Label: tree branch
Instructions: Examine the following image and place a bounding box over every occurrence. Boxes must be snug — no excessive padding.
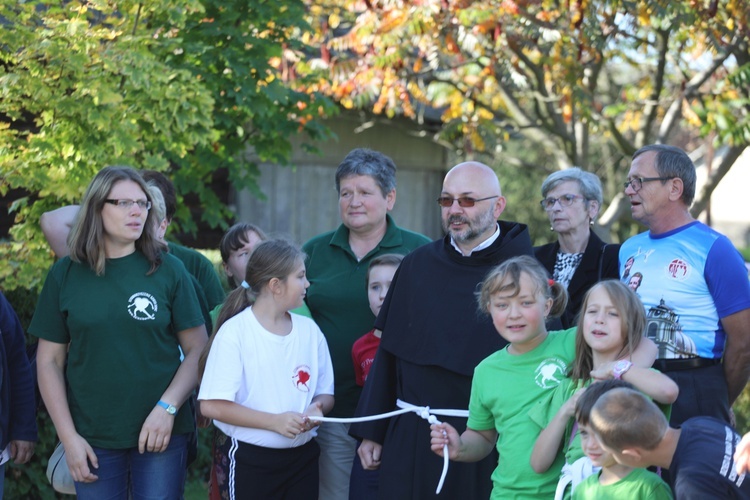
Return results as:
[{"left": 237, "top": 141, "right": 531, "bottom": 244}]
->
[
  {"left": 507, "top": 38, "right": 570, "bottom": 139},
  {"left": 657, "top": 47, "right": 736, "bottom": 142},
  {"left": 636, "top": 27, "right": 670, "bottom": 148},
  {"left": 690, "top": 145, "right": 746, "bottom": 218},
  {"left": 598, "top": 191, "right": 631, "bottom": 232}
]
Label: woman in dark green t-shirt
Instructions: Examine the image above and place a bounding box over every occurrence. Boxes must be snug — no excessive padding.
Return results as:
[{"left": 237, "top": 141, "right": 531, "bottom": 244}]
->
[{"left": 30, "top": 166, "right": 207, "bottom": 499}]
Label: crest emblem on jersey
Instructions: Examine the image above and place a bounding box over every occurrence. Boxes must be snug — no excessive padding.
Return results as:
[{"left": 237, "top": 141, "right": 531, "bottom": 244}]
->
[
  {"left": 667, "top": 259, "right": 689, "bottom": 280},
  {"left": 127, "top": 292, "right": 158, "bottom": 321},
  {"left": 535, "top": 358, "right": 567, "bottom": 389},
  {"left": 293, "top": 365, "right": 312, "bottom": 392}
]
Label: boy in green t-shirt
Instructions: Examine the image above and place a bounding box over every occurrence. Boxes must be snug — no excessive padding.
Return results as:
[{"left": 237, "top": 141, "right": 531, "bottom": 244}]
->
[{"left": 573, "top": 381, "right": 673, "bottom": 500}]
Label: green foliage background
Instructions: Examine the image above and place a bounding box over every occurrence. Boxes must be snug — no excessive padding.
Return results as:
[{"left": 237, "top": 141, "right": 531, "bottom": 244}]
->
[
  {"left": 0, "top": 1, "right": 336, "bottom": 495},
  {"left": 0, "top": 0, "right": 336, "bottom": 292}
]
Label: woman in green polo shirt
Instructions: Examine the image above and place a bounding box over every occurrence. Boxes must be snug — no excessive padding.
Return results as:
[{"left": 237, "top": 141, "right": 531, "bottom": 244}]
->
[
  {"left": 30, "top": 166, "right": 207, "bottom": 499},
  {"left": 302, "top": 148, "right": 431, "bottom": 499}
]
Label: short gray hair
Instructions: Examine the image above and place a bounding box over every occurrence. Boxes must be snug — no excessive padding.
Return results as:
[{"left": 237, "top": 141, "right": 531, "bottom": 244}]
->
[
  {"left": 541, "top": 167, "right": 603, "bottom": 207},
  {"left": 633, "top": 145, "right": 696, "bottom": 206},
  {"left": 335, "top": 148, "right": 397, "bottom": 196}
]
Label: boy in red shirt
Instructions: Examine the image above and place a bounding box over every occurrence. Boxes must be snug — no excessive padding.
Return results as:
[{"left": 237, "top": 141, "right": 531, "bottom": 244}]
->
[{"left": 349, "top": 254, "right": 403, "bottom": 499}]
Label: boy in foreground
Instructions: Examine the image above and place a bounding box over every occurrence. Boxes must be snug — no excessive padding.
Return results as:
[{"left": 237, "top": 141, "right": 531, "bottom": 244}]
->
[
  {"left": 590, "top": 387, "right": 750, "bottom": 499},
  {"left": 572, "top": 381, "right": 672, "bottom": 499}
]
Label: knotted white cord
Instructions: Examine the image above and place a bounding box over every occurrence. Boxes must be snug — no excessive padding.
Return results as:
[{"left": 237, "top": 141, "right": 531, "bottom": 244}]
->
[{"left": 307, "top": 399, "right": 469, "bottom": 494}]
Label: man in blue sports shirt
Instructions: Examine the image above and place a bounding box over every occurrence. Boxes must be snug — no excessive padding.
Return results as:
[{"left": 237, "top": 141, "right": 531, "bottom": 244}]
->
[{"left": 620, "top": 144, "right": 750, "bottom": 429}]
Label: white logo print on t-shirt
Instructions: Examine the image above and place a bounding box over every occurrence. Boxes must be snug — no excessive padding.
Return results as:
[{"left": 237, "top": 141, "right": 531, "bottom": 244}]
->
[
  {"left": 534, "top": 358, "right": 567, "bottom": 389},
  {"left": 127, "top": 292, "right": 158, "bottom": 321}
]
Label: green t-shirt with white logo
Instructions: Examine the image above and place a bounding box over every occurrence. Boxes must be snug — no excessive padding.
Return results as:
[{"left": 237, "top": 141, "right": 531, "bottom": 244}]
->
[
  {"left": 30, "top": 251, "right": 204, "bottom": 449},
  {"left": 468, "top": 327, "right": 577, "bottom": 500},
  {"left": 573, "top": 467, "right": 673, "bottom": 500}
]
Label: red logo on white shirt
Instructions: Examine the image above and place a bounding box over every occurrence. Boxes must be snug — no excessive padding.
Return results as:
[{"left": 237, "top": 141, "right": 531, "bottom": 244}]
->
[{"left": 293, "top": 365, "right": 311, "bottom": 392}]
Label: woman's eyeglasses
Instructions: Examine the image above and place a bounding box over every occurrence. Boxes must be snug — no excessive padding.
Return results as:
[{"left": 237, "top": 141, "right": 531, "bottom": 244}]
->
[
  {"left": 105, "top": 199, "right": 152, "bottom": 210},
  {"left": 539, "top": 194, "right": 585, "bottom": 210},
  {"left": 436, "top": 195, "right": 498, "bottom": 208}
]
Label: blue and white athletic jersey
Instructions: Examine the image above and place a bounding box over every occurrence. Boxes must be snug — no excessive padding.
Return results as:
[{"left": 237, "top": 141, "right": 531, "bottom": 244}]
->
[{"left": 620, "top": 221, "right": 750, "bottom": 360}]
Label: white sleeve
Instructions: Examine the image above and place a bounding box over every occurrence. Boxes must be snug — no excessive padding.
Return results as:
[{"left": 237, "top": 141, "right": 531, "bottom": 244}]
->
[
  {"left": 315, "top": 328, "right": 335, "bottom": 397},
  {"left": 198, "top": 324, "right": 244, "bottom": 402}
]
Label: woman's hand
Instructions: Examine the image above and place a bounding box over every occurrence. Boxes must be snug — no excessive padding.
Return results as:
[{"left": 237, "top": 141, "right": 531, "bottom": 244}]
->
[
  {"left": 138, "top": 405, "right": 176, "bottom": 453},
  {"left": 272, "top": 412, "right": 307, "bottom": 439},
  {"left": 62, "top": 434, "right": 99, "bottom": 483}
]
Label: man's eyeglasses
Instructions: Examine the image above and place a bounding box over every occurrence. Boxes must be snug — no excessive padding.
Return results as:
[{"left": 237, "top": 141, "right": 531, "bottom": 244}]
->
[
  {"left": 539, "top": 194, "right": 584, "bottom": 210},
  {"left": 105, "top": 199, "right": 152, "bottom": 211},
  {"left": 623, "top": 177, "right": 673, "bottom": 192},
  {"left": 437, "top": 195, "right": 498, "bottom": 208}
]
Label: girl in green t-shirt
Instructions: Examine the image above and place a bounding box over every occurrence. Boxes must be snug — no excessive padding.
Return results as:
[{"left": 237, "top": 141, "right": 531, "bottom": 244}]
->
[
  {"left": 530, "top": 280, "right": 678, "bottom": 498},
  {"left": 428, "top": 255, "right": 573, "bottom": 499},
  {"left": 428, "top": 258, "right": 659, "bottom": 499}
]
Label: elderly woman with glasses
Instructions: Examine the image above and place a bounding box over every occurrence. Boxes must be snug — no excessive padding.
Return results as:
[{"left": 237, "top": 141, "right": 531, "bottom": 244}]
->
[
  {"left": 302, "top": 148, "right": 430, "bottom": 500},
  {"left": 30, "top": 166, "right": 207, "bottom": 499},
  {"left": 533, "top": 167, "right": 620, "bottom": 328}
]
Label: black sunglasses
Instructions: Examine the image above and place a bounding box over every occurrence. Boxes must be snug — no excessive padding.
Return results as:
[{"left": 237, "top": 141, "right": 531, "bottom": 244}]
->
[{"left": 437, "top": 195, "right": 498, "bottom": 208}]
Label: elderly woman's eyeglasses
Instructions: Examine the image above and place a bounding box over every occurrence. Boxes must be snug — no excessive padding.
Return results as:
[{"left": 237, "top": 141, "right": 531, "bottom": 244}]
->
[
  {"left": 437, "top": 196, "right": 498, "bottom": 208},
  {"left": 623, "top": 177, "right": 673, "bottom": 192},
  {"left": 539, "top": 194, "right": 584, "bottom": 210},
  {"left": 105, "top": 199, "right": 152, "bottom": 211}
]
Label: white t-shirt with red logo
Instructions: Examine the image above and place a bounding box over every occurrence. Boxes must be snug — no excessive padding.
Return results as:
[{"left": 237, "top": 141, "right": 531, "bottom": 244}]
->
[
  {"left": 619, "top": 221, "right": 750, "bottom": 360},
  {"left": 199, "top": 306, "right": 334, "bottom": 448}
]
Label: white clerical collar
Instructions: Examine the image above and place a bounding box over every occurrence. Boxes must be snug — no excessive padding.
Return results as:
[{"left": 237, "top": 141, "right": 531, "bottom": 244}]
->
[{"left": 450, "top": 223, "right": 501, "bottom": 256}]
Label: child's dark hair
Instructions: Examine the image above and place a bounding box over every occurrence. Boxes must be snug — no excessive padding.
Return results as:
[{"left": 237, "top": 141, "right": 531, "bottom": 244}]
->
[
  {"left": 199, "top": 239, "right": 305, "bottom": 375},
  {"left": 477, "top": 255, "right": 568, "bottom": 318},
  {"left": 365, "top": 254, "right": 404, "bottom": 288},
  {"left": 574, "top": 379, "right": 635, "bottom": 426},
  {"left": 219, "top": 222, "right": 268, "bottom": 264},
  {"left": 570, "top": 280, "right": 646, "bottom": 381}
]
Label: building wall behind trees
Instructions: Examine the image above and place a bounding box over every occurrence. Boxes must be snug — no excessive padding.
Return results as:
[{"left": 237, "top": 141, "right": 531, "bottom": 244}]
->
[{"left": 233, "top": 112, "right": 448, "bottom": 244}]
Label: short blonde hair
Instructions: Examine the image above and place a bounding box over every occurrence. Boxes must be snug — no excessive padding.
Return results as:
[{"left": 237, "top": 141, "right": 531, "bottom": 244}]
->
[{"left": 590, "top": 388, "right": 667, "bottom": 451}]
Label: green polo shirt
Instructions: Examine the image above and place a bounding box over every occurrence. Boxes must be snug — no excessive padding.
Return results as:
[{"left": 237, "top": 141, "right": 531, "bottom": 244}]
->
[{"left": 303, "top": 214, "right": 431, "bottom": 417}]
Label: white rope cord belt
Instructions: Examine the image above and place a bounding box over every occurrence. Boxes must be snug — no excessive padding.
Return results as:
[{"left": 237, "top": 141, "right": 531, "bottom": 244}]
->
[{"left": 307, "top": 399, "right": 470, "bottom": 494}]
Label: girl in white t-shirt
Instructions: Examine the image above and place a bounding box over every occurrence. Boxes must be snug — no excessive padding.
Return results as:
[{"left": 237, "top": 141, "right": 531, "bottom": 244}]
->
[{"left": 198, "top": 239, "right": 334, "bottom": 500}]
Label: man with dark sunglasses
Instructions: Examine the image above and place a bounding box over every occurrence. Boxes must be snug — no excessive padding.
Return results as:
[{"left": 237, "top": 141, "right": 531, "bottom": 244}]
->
[{"left": 351, "top": 161, "right": 534, "bottom": 499}]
